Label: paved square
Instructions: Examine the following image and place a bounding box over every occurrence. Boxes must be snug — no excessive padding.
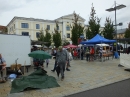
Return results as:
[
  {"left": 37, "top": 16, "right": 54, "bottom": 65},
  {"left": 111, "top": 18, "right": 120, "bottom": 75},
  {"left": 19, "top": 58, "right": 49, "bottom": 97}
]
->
[{"left": 1, "top": 58, "right": 130, "bottom": 97}]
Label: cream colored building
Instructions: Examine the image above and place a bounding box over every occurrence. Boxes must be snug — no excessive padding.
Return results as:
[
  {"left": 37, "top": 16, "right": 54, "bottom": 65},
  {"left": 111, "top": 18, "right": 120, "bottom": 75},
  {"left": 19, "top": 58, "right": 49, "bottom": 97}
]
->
[{"left": 7, "top": 13, "right": 85, "bottom": 43}]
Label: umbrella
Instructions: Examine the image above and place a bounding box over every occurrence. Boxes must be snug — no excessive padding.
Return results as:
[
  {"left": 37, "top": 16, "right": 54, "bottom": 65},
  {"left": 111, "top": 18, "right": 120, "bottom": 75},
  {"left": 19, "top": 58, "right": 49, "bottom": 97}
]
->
[
  {"left": 28, "top": 50, "right": 52, "bottom": 59},
  {"left": 63, "top": 44, "right": 78, "bottom": 48}
]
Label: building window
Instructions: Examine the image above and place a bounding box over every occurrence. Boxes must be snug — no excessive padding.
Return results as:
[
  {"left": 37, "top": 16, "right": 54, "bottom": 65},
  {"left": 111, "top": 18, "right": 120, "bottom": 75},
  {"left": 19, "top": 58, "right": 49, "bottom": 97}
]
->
[
  {"left": 47, "top": 25, "right": 50, "bottom": 30},
  {"left": 14, "top": 24, "right": 15, "bottom": 29},
  {"left": 66, "top": 26, "right": 70, "bottom": 31},
  {"left": 22, "top": 32, "right": 29, "bottom": 36},
  {"left": 36, "top": 32, "right": 40, "bottom": 38},
  {"left": 21, "top": 23, "right": 29, "bottom": 28},
  {"left": 67, "top": 33, "right": 70, "bottom": 38},
  {"left": 36, "top": 24, "right": 40, "bottom": 29}
]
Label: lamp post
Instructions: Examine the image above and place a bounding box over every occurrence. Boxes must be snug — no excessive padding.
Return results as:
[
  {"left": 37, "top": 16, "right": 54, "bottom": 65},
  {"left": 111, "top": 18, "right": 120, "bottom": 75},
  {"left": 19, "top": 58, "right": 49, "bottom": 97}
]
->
[{"left": 106, "top": 1, "right": 126, "bottom": 52}]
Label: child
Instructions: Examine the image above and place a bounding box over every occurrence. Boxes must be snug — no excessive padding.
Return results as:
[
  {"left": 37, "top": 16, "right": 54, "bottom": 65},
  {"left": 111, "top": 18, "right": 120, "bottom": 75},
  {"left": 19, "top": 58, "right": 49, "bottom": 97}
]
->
[{"left": 46, "top": 59, "right": 49, "bottom": 67}]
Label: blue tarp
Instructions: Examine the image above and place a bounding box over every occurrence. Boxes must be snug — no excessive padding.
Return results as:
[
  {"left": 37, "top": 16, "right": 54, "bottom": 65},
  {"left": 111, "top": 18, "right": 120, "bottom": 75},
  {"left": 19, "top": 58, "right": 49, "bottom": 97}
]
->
[{"left": 80, "top": 34, "right": 116, "bottom": 44}]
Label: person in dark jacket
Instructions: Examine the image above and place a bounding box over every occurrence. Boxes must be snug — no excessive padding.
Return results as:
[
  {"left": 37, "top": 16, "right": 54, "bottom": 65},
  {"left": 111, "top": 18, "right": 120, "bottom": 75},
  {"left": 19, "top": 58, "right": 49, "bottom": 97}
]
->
[{"left": 81, "top": 49, "right": 84, "bottom": 60}]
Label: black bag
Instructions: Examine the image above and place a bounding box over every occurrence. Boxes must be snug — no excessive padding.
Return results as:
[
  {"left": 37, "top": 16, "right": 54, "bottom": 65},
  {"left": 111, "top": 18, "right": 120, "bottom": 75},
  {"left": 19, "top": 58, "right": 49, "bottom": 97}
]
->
[
  {"left": 56, "top": 66, "right": 60, "bottom": 77},
  {"left": 0, "top": 66, "right": 2, "bottom": 71}
]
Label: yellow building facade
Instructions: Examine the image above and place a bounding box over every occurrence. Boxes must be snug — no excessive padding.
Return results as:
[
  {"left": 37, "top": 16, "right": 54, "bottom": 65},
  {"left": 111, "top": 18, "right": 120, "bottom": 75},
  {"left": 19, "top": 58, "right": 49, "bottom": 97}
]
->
[{"left": 7, "top": 13, "right": 85, "bottom": 44}]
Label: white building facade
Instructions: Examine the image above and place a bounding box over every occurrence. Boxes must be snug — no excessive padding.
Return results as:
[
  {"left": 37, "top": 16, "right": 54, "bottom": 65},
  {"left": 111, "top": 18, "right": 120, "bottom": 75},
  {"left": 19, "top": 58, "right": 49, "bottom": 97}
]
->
[{"left": 7, "top": 13, "right": 85, "bottom": 43}]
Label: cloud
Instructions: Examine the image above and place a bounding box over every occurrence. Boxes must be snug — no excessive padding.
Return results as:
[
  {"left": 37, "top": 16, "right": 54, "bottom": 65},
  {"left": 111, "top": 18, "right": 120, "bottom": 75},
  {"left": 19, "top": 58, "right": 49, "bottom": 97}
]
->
[
  {"left": 0, "top": 0, "right": 35, "bottom": 15},
  {"left": 0, "top": 0, "right": 130, "bottom": 29}
]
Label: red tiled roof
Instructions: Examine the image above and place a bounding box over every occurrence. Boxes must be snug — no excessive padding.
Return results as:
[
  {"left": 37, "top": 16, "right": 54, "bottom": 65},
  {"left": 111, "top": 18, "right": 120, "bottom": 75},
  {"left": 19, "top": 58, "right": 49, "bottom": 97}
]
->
[{"left": 0, "top": 25, "right": 6, "bottom": 30}]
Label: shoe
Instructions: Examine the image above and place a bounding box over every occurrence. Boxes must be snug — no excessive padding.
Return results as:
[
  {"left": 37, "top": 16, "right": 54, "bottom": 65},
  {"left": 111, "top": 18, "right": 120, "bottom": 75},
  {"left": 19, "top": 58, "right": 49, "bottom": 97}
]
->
[
  {"left": 66, "top": 68, "right": 70, "bottom": 71},
  {"left": 51, "top": 70, "right": 55, "bottom": 72},
  {"left": 61, "top": 76, "right": 64, "bottom": 81}
]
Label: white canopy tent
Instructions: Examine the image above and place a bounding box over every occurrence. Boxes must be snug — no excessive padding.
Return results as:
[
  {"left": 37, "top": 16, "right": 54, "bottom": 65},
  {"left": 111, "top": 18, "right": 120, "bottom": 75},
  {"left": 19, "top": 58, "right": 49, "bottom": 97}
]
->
[
  {"left": 96, "top": 44, "right": 109, "bottom": 47},
  {"left": 33, "top": 45, "right": 42, "bottom": 47}
]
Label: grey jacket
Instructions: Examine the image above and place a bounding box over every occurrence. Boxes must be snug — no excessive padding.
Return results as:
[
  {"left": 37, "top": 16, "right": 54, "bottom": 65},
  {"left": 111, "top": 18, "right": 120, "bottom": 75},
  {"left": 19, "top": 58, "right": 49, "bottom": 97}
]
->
[{"left": 56, "top": 50, "right": 68, "bottom": 63}]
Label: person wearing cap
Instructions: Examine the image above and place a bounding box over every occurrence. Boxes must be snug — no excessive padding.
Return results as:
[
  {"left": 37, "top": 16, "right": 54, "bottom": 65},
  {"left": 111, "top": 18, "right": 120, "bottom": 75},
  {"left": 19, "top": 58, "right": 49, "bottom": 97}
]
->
[{"left": 56, "top": 46, "right": 68, "bottom": 81}]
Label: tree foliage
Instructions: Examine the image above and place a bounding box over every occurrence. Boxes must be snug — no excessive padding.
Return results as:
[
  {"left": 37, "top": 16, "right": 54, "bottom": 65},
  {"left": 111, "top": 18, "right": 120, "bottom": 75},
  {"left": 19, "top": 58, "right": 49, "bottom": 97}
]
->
[
  {"left": 37, "top": 29, "right": 44, "bottom": 41},
  {"left": 44, "top": 29, "right": 52, "bottom": 47},
  {"left": 71, "top": 12, "right": 84, "bottom": 45},
  {"left": 86, "top": 4, "right": 101, "bottom": 39},
  {"left": 62, "top": 39, "right": 70, "bottom": 46},
  {"left": 53, "top": 21, "right": 62, "bottom": 48},
  {"left": 124, "top": 23, "right": 130, "bottom": 38},
  {"left": 37, "top": 28, "right": 51, "bottom": 47},
  {"left": 0, "top": 26, "right": 8, "bottom": 34},
  {"left": 102, "top": 17, "right": 115, "bottom": 39}
]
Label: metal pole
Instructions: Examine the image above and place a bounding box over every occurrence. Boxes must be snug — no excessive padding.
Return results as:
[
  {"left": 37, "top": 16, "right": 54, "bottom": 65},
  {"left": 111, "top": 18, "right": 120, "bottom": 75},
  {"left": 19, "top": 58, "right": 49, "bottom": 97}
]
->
[{"left": 115, "top": 1, "right": 117, "bottom": 52}]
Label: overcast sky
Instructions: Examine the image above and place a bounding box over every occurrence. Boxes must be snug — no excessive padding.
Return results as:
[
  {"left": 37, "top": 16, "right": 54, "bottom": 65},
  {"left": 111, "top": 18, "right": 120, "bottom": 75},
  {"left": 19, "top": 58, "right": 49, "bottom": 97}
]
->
[{"left": 0, "top": 0, "right": 130, "bottom": 29}]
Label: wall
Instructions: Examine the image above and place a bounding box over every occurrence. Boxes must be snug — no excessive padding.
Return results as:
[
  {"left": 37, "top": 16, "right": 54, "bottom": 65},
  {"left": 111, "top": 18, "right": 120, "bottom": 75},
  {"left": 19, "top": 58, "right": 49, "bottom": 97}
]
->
[{"left": 120, "top": 53, "right": 130, "bottom": 68}]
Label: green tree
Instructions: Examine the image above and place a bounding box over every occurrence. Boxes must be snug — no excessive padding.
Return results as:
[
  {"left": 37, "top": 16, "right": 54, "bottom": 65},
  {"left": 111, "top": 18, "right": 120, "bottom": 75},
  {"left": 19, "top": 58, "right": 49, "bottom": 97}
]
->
[
  {"left": 63, "top": 40, "right": 70, "bottom": 46},
  {"left": 124, "top": 23, "right": 130, "bottom": 38},
  {"left": 86, "top": 4, "right": 101, "bottom": 39},
  {"left": 102, "top": 17, "right": 115, "bottom": 39},
  {"left": 71, "top": 12, "right": 84, "bottom": 45},
  {"left": 53, "top": 21, "right": 62, "bottom": 48},
  {"left": 37, "top": 29, "right": 44, "bottom": 41},
  {"left": 0, "top": 26, "right": 7, "bottom": 34},
  {"left": 44, "top": 28, "right": 52, "bottom": 47}
]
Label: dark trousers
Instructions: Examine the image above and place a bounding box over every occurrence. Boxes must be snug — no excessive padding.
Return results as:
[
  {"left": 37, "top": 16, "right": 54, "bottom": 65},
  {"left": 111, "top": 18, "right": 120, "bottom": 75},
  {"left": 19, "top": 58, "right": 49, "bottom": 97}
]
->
[
  {"left": 81, "top": 55, "right": 83, "bottom": 60},
  {"left": 53, "top": 60, "right": 57, "bottom": 71},
  {"left": 57, "top": 61, "right": 65, "bottom": 77},
  {"left": 86, "top": 54, "right": 90, "bottom": 61},
  {"left": 118, "top": 51, "right": 120, "bottom": 56}
]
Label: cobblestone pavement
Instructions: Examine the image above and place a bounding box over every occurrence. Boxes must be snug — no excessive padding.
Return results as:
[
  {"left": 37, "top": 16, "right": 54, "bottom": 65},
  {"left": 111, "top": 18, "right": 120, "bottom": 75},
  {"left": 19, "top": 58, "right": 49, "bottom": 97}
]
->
[{"left": 0, "top": 58, "right": 130, "bottom": 97}]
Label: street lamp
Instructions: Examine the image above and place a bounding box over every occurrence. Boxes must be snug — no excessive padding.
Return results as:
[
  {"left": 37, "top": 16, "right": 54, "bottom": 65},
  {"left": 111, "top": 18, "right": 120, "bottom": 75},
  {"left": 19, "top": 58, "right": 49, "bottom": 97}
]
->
[
  {"left": 113, "top": 22, "right": 123, "bottom": 36},
  {"left": 113, "top": 22, "right": 123, "bottom": 26},
  {"left": 106, "top": 1, "right": 126, "bottom": 52}
]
